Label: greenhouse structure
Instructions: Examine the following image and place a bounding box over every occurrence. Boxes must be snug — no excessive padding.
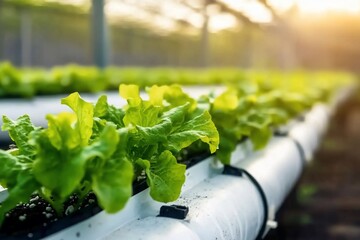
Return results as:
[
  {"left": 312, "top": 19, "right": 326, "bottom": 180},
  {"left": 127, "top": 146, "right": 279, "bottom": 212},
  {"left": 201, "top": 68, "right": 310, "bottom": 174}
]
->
[{"left": 0, "top": 0, "right": 360, "bottom": 239}]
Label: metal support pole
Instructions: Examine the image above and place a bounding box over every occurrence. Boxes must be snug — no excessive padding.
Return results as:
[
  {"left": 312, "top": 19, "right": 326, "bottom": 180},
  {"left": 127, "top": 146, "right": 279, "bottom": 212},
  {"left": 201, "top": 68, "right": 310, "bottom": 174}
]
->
[
  {"left": 279, "top": 23, "right": 297, "bottom": 70},
  {"left": 91, "top": 0, "right": 109, "bottom": 68},
  {"left": 200, "top": 1, "right": 209, "bottom": 68},
  {"left": 20, "top": 9, "right": 32, "bottom": 66},
  {"left": 239, "top": 26, "right": 253, "bottom": 69}
]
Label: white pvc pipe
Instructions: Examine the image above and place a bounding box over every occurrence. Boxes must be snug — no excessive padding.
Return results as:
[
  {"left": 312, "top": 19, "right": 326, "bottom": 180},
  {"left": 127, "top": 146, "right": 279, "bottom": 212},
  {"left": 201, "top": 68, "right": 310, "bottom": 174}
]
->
[
  {"left": 44, "top": 153, "right": 224, "bottom": 240},
  {"left": 104, "top": 217, "right": 201, "bottom": 240},
  {"left": 289, "top": 103, "right": 334, "bottom": 163},
  {"left": 103, "top": 137, "right": 302, "bottom": 240},
  {"left": 0, "top": 86, "right": 350, "bottom": 239},
  {"left": 288, "top": 122, "right": 318, "bottom": 162},
  {"left": 0, "top": 112, "right": 322, "bottom": 240},
  {"left": 105, "top": 176, "right": 264, "bottom": 240},
  {"left": 237, "top": 137, "right": 303, "bottom": 211},
  {"left": 304, "top": 104, "right": 330, "bottom": 139}
]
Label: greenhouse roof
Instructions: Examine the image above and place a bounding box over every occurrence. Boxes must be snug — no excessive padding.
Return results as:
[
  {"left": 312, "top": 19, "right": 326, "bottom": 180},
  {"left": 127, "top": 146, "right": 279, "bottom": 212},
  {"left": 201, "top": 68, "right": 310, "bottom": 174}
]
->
[{"left": 4, "top": 0, "right": 360, "bottom": 33}]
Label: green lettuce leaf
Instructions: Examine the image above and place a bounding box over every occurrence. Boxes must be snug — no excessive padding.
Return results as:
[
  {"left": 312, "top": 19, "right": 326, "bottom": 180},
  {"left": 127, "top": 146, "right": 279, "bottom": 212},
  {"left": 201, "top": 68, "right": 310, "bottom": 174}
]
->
[
  {"left": 91, "top": 157, "right": 133, "bottom": 213},
  {"left": 119, "top": 84, "right": 141, "bottom": 106},
  {"left": 32, "top": 131, "right": 87, "bottom": 199},
  {"left": 136, "top": 150, "right": 186, "bottom": 202},
  {"left": 86, "top": 125, "right": 134, "bottom": 213},
  {"left": 167, "top": 111, "right": 219, "bottom": 153},
  {"left": 32, "top": 93, "right": 115, "bottom": 200},
  {"left": 123, "top": 103, "right": 161, "bottom": 128},
  {"left": 45, "top": 112, "right": 79, "bottom": 150},
  {"left": 148, "top": 85, "right": 196, "bottom": 110},
  {"left": 33, "top": 121, "right": 121, "bottom": 199},
  {"left": 94, "top": 95, "right": 125, "bottom": 128},
  {"left": 147, "top": 85, "right": 169, "bottom": 106},
  {"left": 213, "top": 89, "right": 238, "bottom": 111},
  {"left": 61, "top": 92, "right": 94, "bottom": 146},
  {"left": 162, "top": 85, "right": 197, "bottom": 111},
  {"left": 0, "top": 151, "right": 39, "bottom": 225},
  {"left": 249, "top": 127, "right": 272, "bottom": 150},
  {"left": 215, "top": 130, "right": 238, "bottom": 165},
  {"left": 133, "top": 104, "right": 189, "bottom": 146},
  {"left": 2, "top": 115, "right": 37, "bottom": 156},
  {"left": 134, "top": 103, "right": 219, "bottom": 153}
]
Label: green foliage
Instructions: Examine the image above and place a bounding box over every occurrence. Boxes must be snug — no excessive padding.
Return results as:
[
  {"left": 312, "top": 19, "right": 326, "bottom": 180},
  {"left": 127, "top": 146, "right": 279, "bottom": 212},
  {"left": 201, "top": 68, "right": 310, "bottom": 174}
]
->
[
  {"left": 207, "top": 73, "right": 352, "bottom": 164},
  {"left": 2, "top": 115, "right": 38, "bottom": 156},
  {"left": 0, "top": 116, "right": 39, "bottom": 224},
  {"left": 0, "top": 84, "right": 220, "bottom": 224},
  {"left": 0, "top": 62, "right": 354, "bottom": 100},
  {"left": 0, "top": 62, "right": 35, "bottom": 98},
  {"left": 0, "top": 67, "right": 353, "bottom": 227},
  {"left": 137, "top": 151, "right": 186, "bottom": 202},
  {"left": 118, "top": 84, "right": 219, "bottom": 201}
]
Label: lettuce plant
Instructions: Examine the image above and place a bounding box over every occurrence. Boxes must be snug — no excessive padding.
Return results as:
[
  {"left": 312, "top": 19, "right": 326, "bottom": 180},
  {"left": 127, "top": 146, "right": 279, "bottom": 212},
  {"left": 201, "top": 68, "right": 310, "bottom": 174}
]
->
[
  {"left": 0, "top": 71, "right": 353, "bottom": 226},
  {"left": 0, "top": 85, "right": 219, "bottom": 225}
]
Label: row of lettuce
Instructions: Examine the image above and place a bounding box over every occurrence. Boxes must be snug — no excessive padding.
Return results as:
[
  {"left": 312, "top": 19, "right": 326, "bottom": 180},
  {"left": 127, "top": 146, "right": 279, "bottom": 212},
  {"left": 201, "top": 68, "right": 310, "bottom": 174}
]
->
[
  {"left": 0, "top": 68, "right": 354, "bottom": 228},
  {"left": 0, "top": 61, "right": 355, "bottom": 98}
]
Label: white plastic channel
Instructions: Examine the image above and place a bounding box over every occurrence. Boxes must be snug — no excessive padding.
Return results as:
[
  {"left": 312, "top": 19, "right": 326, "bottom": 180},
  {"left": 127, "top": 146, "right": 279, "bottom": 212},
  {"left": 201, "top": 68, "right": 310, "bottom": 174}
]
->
[
  {"left": 289, "top": 103, "right": 331, "bottom": 163},
  {"left": 44, "top": 150, "right": 229, "bottom": 240},
  {"left": 0, "top": 86, "right": 350, "bottom": 239},
  {"left": 0, "top": 158, "right": 217, "bottom": 239},
  {"left": 285, "top": 85, "right": 356, "bottom": 162},
  {"left": 236, "top": 137, "right": 303, "bottom": 211},
  {"left": 102, "top": 137, "right": 302, "bottom": 240},
  {"left": 105, "top": 176, "right": 264, "bottom": 240},
  {"left": 305, "top": 104, "right": 329, "bottom": 136},
  {"left": 0, "top": 104, "right": 324, "bottom": 240}
]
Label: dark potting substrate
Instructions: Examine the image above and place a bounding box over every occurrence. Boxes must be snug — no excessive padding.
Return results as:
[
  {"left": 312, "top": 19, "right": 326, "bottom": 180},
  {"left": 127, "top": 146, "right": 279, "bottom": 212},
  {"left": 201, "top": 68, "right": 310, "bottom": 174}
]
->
[{"left": 0, "top": 193, "right": 101, "bottom": 239}]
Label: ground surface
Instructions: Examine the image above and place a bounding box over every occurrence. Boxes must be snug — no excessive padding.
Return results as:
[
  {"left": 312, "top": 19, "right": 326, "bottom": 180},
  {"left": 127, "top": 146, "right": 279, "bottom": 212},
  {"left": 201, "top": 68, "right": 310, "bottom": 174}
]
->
[{"left": 266, "top": 96, "right": 360, "bottom": 240}]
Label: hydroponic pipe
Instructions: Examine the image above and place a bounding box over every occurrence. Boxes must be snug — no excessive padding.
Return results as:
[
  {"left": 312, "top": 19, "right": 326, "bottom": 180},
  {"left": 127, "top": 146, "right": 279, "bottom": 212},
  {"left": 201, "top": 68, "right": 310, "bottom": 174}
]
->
[
  {"left": 0, "top": 132, "right": 305, "bottom": 240},
  {"left": 102, "top": 137, "right": 302, "bottom": 240},
  {"left": 0, "top": 86, "right": 353, "bottom": 239},
  {"left": 97, "top": 101, "right": 335, "bottom": 239}
]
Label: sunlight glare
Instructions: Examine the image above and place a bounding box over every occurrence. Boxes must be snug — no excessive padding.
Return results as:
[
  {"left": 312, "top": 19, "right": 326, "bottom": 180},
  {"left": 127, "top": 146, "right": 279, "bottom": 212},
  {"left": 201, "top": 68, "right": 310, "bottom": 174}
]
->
[
  {"left": 221, "top": 0, "right": 272, "bottom": 23},
  {"left": 296, "top": 0, "right": 360, "bottom": 14},
  {"left": 209, "top": 13, "right": 239, "bottom": 32}
]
